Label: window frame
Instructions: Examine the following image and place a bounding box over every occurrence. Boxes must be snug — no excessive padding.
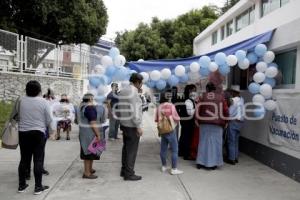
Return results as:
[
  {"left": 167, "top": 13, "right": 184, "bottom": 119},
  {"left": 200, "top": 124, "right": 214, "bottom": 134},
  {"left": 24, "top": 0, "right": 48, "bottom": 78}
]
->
[
  {"left": 211, "top": 31, "right": 218, "bottom": 45},
  {"left": 226, "top": 20, "right": 234, "bottom": 37}
]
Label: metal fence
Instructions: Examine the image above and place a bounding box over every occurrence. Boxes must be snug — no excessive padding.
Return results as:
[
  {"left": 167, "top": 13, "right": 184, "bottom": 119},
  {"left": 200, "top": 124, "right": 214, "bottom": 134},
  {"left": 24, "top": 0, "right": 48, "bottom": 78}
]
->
[{"left": 0, "top": 28, "right": 110, "bottom": 79}]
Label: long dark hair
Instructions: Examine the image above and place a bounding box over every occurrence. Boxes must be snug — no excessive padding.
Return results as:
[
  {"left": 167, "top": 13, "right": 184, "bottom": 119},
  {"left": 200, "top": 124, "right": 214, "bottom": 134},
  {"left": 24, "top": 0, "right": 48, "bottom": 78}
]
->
[
  {"left": 80, "top": 93, "right": 94, "bottom": 111},
  {"left": 183, "top": 84, "right": 196, "bottom": 100},
  {"left": 160, "top": 90, "right": 172, "bottom": 104}
]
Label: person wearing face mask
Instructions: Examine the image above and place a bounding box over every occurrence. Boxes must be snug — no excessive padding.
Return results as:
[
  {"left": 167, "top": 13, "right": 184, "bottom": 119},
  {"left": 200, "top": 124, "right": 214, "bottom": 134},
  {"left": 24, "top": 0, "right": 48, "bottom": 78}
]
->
[
  {"left": 117, "top": 73, "right": 144, "bottom": 181},
  {"left": 178, "top": 84, "right": 197, "bottom": 160}
]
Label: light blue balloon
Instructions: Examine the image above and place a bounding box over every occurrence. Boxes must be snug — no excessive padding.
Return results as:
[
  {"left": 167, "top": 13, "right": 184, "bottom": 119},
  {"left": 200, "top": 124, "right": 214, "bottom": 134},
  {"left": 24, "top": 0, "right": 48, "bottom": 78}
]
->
[
  {"left": 248, "top": 82, "right": 260, "bottom": 94},
  {"left": 253, "top": 106, "right": 266, "bottom": 118},
  {"left": 99, "top": 75, "right": 109, "bottom": 85},
  {"left": 105, "top": 66, "right": 117, "bottom": 77},
  {"left": 214, "top": 52, "right": 227, "bottom": 66},
  {"left": 254, "top": 44, "right": 267, "bottom": 57},
  {"left": 113, "top": 67, "right": 127, "bottom": 81},
  {"left": 235, "top": 50, "right": 247, "bottom": 62},
  {"left": 109, "top": 47, "right": 120, "bottom": 59},
  {"left": 179, "top": 74, "right": 189, "bottom": 83},
  {"left": 199, "top": 66, "right": 210, "bottom": 77},
  {"left": 95, "top": 95, "right": 106, "bottom": 104},
  {"left": 264, "top": 78, "right": 276, "bottom": 88},
  {"left": 106, "top": 76, "right": 112, "bottom": 85},
  {"left": 167, "top": 75, "right": 179, "bottom": 87},
  {"left": 199, "top": 56, "right": 211, "bottom": 68},
  {"left": 268, "top": 62, "right": 278, "bottom": 68},
  {"left": 156, "top": 80, "right": 166, "bottom": 90},
  {"left": 147, "top": 80, "right": 156, "bottom": 88},
  {"left": 247, "top": 52, "right": 258, "bottom": 64},
  {"left": 218, "top": 64, "right": 230, "bottom": 75},
  {"left": 89, "top": 76, "right": 102, "bottom": 88}
]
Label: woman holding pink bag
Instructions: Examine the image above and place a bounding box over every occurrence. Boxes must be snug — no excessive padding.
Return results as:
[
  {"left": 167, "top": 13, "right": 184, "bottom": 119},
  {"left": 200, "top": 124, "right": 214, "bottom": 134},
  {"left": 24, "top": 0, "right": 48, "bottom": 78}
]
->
[{"left": 78, "top": 93, "right": 103, "bottom": 179}]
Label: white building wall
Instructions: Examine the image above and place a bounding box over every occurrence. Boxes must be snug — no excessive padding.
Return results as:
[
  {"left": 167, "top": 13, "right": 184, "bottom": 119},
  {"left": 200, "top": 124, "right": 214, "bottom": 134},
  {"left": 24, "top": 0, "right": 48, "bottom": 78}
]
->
[{"left": 193, "top": 0, "right": 300, "bottom": 159}]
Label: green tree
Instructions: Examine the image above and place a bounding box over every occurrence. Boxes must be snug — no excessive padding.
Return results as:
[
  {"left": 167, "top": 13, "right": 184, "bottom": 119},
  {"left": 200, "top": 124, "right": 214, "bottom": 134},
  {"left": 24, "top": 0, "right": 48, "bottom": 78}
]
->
[
  {"left": 115, "top": 6, "right": 219, "bottom": 61},
  {"left": 0, "top": 0, "right": 108, "bottom": 67},
  {"left": 221, "top": 0, "right": 240, "bottom": 14}
]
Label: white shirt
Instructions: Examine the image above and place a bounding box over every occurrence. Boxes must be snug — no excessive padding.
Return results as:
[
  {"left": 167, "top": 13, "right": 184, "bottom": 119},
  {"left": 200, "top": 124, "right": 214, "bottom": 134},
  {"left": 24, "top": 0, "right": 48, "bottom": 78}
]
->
[{"left": 185, "top": 99, "right": 195, "bottom": 116}]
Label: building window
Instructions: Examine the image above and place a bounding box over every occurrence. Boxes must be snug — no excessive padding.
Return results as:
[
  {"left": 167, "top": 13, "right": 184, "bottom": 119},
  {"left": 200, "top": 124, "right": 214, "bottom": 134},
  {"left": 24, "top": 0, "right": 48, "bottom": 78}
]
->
[
  {"left": 220, "top": 26, "right": 225, "bottom": 41},
  {"left": 226, "top": 20, "right": 234, "bottom": 37},
  {"left": 212, "top": 31, "right": 218, "bottom": 45},
  {"left": 236, "top": 6, "right": 255, "bottom": 32},
  {"left": 274, "top": 49, "right": 297, "bottom": 87},
  {"left": 262, "top": 0, "right": 290, "bottom": 16}
]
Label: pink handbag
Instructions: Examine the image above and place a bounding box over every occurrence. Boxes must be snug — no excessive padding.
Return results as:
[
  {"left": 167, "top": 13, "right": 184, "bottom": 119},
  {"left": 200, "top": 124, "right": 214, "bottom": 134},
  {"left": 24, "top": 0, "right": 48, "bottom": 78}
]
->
[{"left": 88, "top": 137, "right": 106, "bottom": 156}]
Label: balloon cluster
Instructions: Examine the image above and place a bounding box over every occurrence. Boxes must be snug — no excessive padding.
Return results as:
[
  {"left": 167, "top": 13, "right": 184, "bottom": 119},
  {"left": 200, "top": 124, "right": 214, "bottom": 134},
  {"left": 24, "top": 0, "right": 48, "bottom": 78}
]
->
[
  {"left": 246, "top": 44, "right": 278, "bottom": 115},
  {"left": 88, "top": 47, "right": 134, "bottom": 103}
]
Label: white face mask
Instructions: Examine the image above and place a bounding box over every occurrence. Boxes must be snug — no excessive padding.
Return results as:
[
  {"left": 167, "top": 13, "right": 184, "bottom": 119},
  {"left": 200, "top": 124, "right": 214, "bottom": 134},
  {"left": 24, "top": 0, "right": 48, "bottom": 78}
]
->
[{"left": 189, "top": 92, "right": 197, "bottom": 100}]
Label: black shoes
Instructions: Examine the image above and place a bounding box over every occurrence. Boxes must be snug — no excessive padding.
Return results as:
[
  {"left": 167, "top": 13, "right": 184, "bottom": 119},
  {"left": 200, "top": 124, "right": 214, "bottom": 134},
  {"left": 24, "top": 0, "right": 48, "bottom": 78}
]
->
[
  {"left": 197, "top": 164, "right": 204, "bottom": 169},
  {"left": 34, "top": 185, "right": 49, "bottom": 195},
  {"left": 18, "top": 184, "right": 29, "bottom": 193},
  {"left": 225, "top": 159, "right": 236, "bottom": 165},
  {"left": 120, "top": 171, "right": 125, "bottom": 177},
  {"left": 42, "top": 169, "right": 50, "bottom": 176},
  {"left": 124, "top": 174, "right": 142, "bottom": 181},
  {"left": 66, "top": 136, "right": 70, "bottom": 140},
  {"left": 197, "top": 164, "right": 217, "bottom": 170}
]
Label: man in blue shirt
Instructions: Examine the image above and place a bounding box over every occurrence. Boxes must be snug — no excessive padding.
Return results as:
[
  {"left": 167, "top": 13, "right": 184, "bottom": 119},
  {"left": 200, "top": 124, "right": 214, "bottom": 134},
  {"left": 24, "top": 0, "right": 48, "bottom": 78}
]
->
[{"left": 106, "top": 83, "right": 120, "bottom": 140}]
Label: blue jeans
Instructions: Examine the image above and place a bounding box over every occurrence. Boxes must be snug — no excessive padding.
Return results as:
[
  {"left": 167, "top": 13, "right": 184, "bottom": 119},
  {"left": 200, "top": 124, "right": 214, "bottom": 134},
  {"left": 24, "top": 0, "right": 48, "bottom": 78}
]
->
[
  {"left": 227, "top": 121, "right": 243, "bottom": 161},
  {"left": 109, "top": 116, "right": 120, "bottom": 139},
  {"left": 160, "top": 130, "right": 178, "bottom": 169}
]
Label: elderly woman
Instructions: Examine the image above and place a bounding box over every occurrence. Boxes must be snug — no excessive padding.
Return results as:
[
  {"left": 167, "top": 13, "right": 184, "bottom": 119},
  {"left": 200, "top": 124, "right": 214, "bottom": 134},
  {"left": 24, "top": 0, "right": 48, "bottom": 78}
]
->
[
  {"left": 78, "top": 93, "right": 103, "bottom": 179},
  {"left": 196, "top": 82, "right": 229, "bottom": 170}
]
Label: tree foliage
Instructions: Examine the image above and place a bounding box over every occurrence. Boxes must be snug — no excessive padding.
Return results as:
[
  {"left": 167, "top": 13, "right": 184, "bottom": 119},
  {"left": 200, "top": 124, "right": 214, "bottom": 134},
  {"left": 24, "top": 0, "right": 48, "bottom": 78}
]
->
[
  {"left": 0, "top": 0, "right": 108, "bottom": 45},
  {"left": 221, "top": 0, "right": 241, "bottom": 14},
  {"left": 115, "top": 6, "right": 219, "bottom": 61}
]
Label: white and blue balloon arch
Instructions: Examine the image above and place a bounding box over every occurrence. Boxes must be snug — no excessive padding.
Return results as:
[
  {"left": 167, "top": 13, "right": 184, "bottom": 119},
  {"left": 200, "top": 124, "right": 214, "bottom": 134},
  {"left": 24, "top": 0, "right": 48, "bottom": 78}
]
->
[{"left": 88, "top": 30, "right": 277, "bottom": 117}]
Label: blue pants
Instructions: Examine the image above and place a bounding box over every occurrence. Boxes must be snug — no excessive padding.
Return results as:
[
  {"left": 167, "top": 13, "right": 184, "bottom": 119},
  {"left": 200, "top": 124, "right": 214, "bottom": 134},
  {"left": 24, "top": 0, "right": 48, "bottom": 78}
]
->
[
  {"left": 109, "top": 116, "right": 120, "bottom": 139},
  {"left": 160, "top": 130, "right": 178, "bottom": 169},
  {"left": 227, "top": 121, "right": 243, "bottom": 161}
]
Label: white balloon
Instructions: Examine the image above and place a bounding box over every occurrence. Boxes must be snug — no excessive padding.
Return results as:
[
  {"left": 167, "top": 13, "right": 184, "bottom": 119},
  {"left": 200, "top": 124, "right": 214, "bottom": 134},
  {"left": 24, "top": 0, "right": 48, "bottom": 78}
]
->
[
  {"left": 140, "top": 72, "right": 149, "bottom": 83},
  {"left": 175, "top": 65, "right": 186, "bottom": 77},
  {"left": 256, "top": 62, "right": 268, "bottom": 72},
  {"left": 253, "top": 72, "right": 266, "bottom": 83},
  {"left": 265, "top": 66, "right": 278, "bottom": 78},
  {"left": 94, "top": 64, "right": 106, "bottom": 75},
  {"left": 263, "top": 51, "right": 275, "bottom": 63},
  {"left": 101, "top": 55, "right": 113, "bottom": 67},
  {"left": 161, "top": 68, "right": 172, "bottom": 80},
  {"left": 252, "top": 94, "right": 265, "bottom": 104},
  {"left": 260, "top": 83, "right": 272, "bottom": 99},
  {"left": 238, "top": 59, "right": 250, "bottom": 70},
  {"left": 208, "top": 62, "right": 219, "bottom": 72},
  {"left": 114, "top": 55, "right": 126, "bottom": 67},
  {"left": 226, "top": 55, "right": 238, "bottom": 66},
  {"left": 97, "top": 85, "right": 108, "bottom": 96},
  {"left": 137, "top": 59, "right": 144, "bottom": 62},
  {"left": 264, "top": 100, "right": 277, "bottom": 111},
  {"left": 190, "top": 62, "right": 200, "bottom": 72},
  {"left": 150, "top": 70, "right": 161, "bottom": 81}
]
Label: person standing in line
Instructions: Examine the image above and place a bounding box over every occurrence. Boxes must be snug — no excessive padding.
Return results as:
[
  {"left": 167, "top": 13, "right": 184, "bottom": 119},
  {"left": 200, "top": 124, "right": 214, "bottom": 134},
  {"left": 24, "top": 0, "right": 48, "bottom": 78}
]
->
[
  {"left": 78, "top": 93, "right": 102, "bottom": 179},
  {"left": 178, "top": 84, "right": 197, "bottom": 160},
  {"left": 107, "top": 83, "right": 120, "bottom": 140},
  {"left": 226, "top": 85, "right": 245, "bottom": 165},
  {"left": 155, "top": 91, "right": 183, "bottom": 175},
  {"left": 17, "top": 80, "right": 52, "bottom": 195},
  {"left": 196, "top": 82, "right": 229, "bottom": 170},
  {"left": 118, "top": 73, "right": 143, "bottom": 181}
]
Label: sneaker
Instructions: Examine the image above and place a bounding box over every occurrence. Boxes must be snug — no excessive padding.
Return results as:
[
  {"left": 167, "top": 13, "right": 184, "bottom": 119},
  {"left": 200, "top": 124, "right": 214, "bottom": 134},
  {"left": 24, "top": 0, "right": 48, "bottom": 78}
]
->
[
  {"left": 34, "top": 185, "right": 49, "bottom": 195},
  {"left": 124, "top": 174, "right": 142, "bottom": 181},
  {"left": 161, "top": 166, "right": 168, "bottom": 172},
  {"left": 170, "top": 169, "right": 183, "bottom": 175},
  {"left": 18, "top": 184, "right": 29, "bottom": 193}
]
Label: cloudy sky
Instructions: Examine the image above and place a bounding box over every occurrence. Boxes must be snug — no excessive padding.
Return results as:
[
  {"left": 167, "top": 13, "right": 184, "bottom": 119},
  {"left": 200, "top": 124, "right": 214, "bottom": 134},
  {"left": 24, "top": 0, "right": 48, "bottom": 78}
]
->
[{"left": 102, "top": 0, "right": 225, "bottom": 39}]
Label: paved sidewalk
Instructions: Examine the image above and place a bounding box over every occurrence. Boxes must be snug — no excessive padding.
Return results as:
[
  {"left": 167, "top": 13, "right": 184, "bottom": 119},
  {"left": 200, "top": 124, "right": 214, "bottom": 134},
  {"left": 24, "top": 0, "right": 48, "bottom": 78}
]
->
[{"left": 0, "top": 110, "right": 299, "bottom": 200}]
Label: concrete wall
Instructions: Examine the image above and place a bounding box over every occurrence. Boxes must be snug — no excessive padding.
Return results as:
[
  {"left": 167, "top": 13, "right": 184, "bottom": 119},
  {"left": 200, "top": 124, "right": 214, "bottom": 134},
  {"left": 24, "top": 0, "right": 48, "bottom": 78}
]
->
[{"left": 0, "top": 72, "right": 84, "bottom": 104}]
